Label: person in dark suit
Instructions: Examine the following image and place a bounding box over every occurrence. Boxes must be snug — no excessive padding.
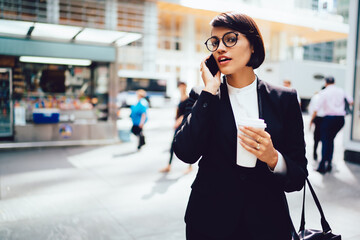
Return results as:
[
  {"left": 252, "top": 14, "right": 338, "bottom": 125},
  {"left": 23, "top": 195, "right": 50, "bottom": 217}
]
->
[
  {"left": 173, "top": 12, "right": 308, "bottom": 240},
  {"left": 159, "top": 82, "right": 193, "bottom": 174}
]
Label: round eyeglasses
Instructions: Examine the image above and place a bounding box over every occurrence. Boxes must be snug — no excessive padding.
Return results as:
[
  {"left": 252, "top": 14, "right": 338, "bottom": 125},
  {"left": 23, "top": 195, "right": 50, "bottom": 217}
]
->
[{"left": 204, "top": 32, "right": 240, "bottom": 52}]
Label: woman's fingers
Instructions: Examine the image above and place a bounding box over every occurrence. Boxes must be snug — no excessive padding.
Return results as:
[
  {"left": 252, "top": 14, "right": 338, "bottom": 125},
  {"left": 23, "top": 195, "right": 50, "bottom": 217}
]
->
[
  {"left": 200, "top": 57, "right": 221, "bottom": 94},
  {"left": 238, "top": 133, "right": 259, "bottom": 150},
  {"left": 200, "top": 56, "right": 211, "bottom": 73},
  {"left": 239, "top": 139, "right": 259, "bottom": 156},
  {"left": 239, "top": 126, "right": 269, "bottom": 139},
  {"left": 238, "top": 126, "right": 278, "bottom": 167}
]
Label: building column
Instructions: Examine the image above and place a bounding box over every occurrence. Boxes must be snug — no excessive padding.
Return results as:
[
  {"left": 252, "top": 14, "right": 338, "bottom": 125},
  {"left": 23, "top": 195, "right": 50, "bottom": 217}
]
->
[
  {"left": 105, "top": 0, "right": 117, "bottom": 30},
  {"left": 108, "top": 52, "right": 119, "bottom": 125},
  {"left": 270, "top": 32, "right": 288, "bottom": 61},
  {"left": 291, "top": 36, "right": 305, "bottom": 60},
  {"left": 143, "top": 0, "right": 158, "bottom": 72},
  {"left": 46, "top": 0, "right": 59, "bottom": 24},
  {"left": 278, "top": 32, "right": 288, "bottom": 61},
  {"left": 105, "top": 0, "right": 118, "bottom": 127},
  {"left": 181, "top": 14, "right": 196, "bottom": 88}
]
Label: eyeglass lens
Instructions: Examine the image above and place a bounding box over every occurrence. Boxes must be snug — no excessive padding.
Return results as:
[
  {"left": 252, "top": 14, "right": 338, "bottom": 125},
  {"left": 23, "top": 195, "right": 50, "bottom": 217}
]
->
[{"left": 205, "top": 32, "right": 238, "bottom": 52}]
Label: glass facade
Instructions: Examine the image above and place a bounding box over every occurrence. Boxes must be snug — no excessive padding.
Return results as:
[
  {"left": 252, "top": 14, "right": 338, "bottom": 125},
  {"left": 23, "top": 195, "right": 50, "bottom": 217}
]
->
[
  {"left": 351, "top": 3, "right": 360, "bottom": 141},
  {"left": 10, "top": 60, "right": 110, "bottom": 126},
  {"left": 0, "top": 67, "right": 12, "bottom": 137}
]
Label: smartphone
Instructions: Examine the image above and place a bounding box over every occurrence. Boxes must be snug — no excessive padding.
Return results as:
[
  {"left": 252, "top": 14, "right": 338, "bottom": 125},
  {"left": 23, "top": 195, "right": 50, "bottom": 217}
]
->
[{"left": 205, "top": 54, "right": 219, "bottom": 76}]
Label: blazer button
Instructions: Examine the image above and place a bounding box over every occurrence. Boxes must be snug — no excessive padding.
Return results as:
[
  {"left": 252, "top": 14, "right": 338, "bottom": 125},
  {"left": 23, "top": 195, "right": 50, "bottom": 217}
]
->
[{"left": 202, "top": 102, "right": 208, "bottom": 108}]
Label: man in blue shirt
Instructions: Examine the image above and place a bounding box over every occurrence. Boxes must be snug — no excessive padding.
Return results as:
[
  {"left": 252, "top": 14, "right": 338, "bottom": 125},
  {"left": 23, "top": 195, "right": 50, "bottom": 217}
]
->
[{"left": 130, "top": 89, "right": 149, "bottom": 150}]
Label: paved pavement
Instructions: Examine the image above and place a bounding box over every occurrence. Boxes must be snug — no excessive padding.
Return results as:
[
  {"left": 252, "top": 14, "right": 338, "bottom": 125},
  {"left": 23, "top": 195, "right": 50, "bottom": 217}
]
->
[{"left": 0, "top": 107, "right": 359, "bottom": 240}]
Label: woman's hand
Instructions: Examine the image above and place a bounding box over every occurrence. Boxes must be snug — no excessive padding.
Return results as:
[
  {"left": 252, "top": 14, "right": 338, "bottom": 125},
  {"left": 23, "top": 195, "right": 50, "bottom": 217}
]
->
[
  {"left": 174, "top": 116, "right": 183, "bottom": 129},
  {"left": 238, "top": 126, "right": 278, "bottom": 170},
  {"left": 200, "top": 56, "right": 221, "bottom": 95}
]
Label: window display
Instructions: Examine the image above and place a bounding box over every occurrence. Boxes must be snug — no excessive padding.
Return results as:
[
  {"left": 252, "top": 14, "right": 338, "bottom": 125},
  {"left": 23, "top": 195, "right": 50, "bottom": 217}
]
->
[
  {"left": 0, "top": 68, "right": 13, "bottom": 137},
  {"left": 13, "top": 62, "right": 109, "bottom": 125}
]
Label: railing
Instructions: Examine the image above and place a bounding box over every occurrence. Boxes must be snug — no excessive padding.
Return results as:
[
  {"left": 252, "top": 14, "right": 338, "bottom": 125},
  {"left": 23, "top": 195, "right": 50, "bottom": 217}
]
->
[
  {"left": 0, "top": 0, "right": 145, "bottom": 33},
  {"left": 0, "top": 0, "right": 47, "bottom": 22}
]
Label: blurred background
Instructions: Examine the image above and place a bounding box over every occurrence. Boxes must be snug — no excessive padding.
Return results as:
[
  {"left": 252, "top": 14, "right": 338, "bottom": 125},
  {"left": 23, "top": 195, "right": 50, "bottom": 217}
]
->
[
  {"left": 0, "top": 1, "right": 360, "bottom": 239},
  {"left": 0, "top": 0, "right": 359, "bottom": 159}
]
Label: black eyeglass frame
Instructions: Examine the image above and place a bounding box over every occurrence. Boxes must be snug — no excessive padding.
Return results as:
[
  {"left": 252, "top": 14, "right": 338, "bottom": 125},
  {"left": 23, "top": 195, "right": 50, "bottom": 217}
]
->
[{"left": 204, "top": 32, "right": 243, "bottom": 52}]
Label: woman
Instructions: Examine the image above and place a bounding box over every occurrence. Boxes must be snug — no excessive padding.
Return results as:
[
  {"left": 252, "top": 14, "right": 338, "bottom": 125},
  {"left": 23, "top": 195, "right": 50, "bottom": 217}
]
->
[
  {"left": 130, "top": 89, "right": 149, "bottom": 150},
  {"left": 173, "top": 12, "right": 308, "bottom": 240}
]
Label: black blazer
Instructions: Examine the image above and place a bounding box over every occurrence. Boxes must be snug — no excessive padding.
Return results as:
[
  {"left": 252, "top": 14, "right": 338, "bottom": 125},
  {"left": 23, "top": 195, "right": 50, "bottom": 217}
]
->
[{"left": 173, "top": 78, "right": 308, "bottom": 240}]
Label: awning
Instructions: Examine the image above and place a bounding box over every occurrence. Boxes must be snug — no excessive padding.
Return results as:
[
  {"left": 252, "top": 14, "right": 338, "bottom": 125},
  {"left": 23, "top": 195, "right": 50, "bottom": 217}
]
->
[{"left": 0, "top": 19, "right": 142, "bottom": 62}]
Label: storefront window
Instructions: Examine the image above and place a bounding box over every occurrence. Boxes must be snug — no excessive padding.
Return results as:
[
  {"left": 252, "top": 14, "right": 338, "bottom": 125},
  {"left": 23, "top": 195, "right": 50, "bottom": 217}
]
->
[
  {"left": 352, "top": 9, "right": 360, "bottom": 140},
  {"left": 12, "top": 61, "right": 110, "bottom": 125}
]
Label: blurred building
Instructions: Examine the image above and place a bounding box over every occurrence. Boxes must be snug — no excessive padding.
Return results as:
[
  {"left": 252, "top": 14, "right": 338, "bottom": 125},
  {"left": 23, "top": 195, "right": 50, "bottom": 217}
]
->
[
  {"left": 0, "top": 0, "right": 143, "bottom": 146},
  {"left": 303, "top": 41, "right": 335, "bottom": 62},
  {"left": 300, "top": 0, "right": 349, "bottom": 65},
  {"left": 0, "top": 0, "right": 350, "bottom": 147},
  {"left": 154, "top": 0, "right": 348, "bottom": 108}
]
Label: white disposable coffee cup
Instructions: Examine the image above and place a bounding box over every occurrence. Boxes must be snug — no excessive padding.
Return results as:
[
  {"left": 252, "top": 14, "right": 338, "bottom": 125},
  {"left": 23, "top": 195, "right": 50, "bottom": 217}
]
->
[{"left": 236, "top": 118, "right": 267, "bottom": 168}]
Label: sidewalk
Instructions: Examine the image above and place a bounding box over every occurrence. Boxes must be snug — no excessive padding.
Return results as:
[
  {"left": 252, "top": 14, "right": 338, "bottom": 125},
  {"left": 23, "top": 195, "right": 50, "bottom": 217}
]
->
[{"left": 0, "top": 109, "right": 359, "bottom": 240}]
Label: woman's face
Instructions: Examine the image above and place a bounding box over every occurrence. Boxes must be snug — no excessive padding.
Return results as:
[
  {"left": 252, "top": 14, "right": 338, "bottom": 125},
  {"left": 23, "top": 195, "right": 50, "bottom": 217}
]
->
[{"left": 211, "top": 27, "right": 253, "bottom": 75}]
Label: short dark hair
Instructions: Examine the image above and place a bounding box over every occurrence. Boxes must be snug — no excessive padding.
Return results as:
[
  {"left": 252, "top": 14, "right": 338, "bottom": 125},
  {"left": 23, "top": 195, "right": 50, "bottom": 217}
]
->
[
  {"left": 210, "top": 12, "right": 265, "bottom": 69},
  {"left": 325, "top": 76, "right": 335, "bottom": 84}
]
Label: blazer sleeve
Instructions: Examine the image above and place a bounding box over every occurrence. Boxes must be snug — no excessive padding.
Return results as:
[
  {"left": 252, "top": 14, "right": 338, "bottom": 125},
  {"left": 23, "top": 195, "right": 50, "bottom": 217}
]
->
[
  {"left": 277, "top": 89, "right": 308, "bottom": 192},
  {"left": 173, "top": 88, "right": 218, "bottom": 164}
]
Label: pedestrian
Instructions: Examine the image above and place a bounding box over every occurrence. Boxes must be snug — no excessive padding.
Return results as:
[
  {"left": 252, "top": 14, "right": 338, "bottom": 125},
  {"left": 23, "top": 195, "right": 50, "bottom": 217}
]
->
[
  {"left": 173, "top": 12, "right": 308, "bottom": 240},
  {"left": 310, "top": 76, "right": 353, "bottom": 173},
  {"left": 130, "top": 89, "right": 149, "bottom": 150},
  {"left": 159, "top": 82, "right": 192, "bottom": 174},
  {"left": 283, "top": 79, "right": 292, "bottom": 88},
  {"left": 283, "top": 79, "right": 301, "bottom": 104},
  {"left": 308, "top": 86, "right": 325, "bottom": 161}
]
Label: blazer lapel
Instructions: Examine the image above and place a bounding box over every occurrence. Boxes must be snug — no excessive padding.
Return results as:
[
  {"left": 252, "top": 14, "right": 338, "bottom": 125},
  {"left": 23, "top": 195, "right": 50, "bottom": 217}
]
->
[
  {"left": 257, "top": 79, "right": 282, "bottom": 147},
  {"left": 257, "top": 79, "right": 264, "bottom": 120},
  {"left": 217, "top": 79, "right": 238, "bottom": 152}
]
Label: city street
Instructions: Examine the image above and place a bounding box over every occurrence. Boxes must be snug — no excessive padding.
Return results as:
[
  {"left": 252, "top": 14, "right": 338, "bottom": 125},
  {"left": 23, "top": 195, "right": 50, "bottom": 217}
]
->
[{"left": 0, "top": 106, "right": 359, "bottom": 240}]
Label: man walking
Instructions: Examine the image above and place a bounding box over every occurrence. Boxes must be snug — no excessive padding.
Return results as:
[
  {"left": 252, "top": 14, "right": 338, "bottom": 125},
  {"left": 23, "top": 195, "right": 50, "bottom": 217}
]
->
[
  {"left": 308, "top": 87, "right": 325, "bottom": 161},
  {"left": 310, "top": 76, "right": 353, "bottom": 173},
  {"left": 130, "top": 89, "right": 149, "bottom": 150}
]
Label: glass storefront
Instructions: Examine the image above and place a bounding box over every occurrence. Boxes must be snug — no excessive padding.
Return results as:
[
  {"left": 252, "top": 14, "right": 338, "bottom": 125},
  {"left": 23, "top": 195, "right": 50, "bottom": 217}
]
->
[
  {"left": 0, "top": 55, "right": 115, "bottom": 143},
  {"left": 0, "top": 68, "right": 13, "bottom": 138},
  {"left": 344, "top": 0, "right": 360, "bottom": 163},
  {"left": 351, "top": 6, "right": 360, "bottom": 141},
  {"left": 11, "top": 60, "right": 110, "bottom": 126}
]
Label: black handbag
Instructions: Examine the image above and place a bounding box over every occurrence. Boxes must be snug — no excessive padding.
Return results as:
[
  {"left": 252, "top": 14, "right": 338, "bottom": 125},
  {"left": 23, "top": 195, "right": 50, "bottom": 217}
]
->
[{"left": 291, "top": 178, "right": 341, "bottom": 240}]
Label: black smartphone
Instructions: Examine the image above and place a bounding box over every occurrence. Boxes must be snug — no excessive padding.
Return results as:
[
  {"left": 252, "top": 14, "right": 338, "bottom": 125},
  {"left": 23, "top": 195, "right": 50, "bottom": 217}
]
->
[{"left": 205, "top": 54, "right": 219, "bottom": 76}]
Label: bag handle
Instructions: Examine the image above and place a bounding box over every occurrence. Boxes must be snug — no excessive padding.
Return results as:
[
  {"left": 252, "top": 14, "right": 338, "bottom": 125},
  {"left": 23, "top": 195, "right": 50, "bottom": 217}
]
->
[
  {"left": 289, "top": 178, "right": 332, "bottom": 240},
  {"left": 300, "top": 178, "right": 332, "bottom": 233}
]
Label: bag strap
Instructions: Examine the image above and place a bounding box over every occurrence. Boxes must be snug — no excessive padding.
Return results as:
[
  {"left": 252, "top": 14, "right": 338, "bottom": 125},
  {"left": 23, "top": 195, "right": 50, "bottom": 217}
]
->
[
  {"left": 299, "top": 178, "right": 332, "bottom": 234},
  {"left": 289, "top": 178, "right": 332, "bottom": 239},
  {"left": 299, "top": 180, "right": 306, "bottom": 231}
]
